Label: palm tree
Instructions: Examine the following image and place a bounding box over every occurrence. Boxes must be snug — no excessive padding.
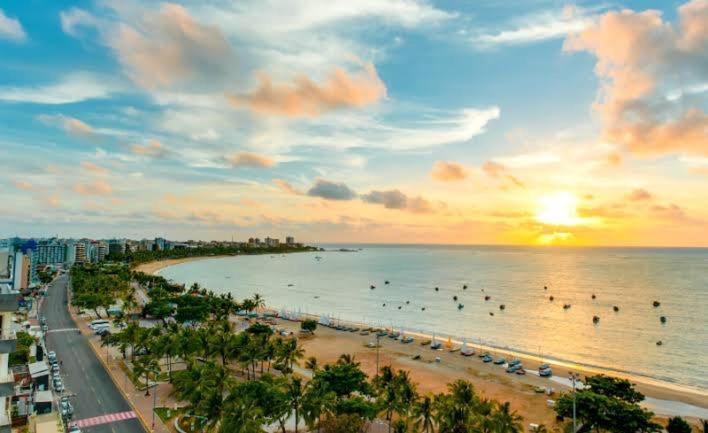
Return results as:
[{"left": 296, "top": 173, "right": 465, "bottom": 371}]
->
[
  {"left": 305, "top": 356, "right": 319, "bottom": 372},
  {"left": 252, "top": 293, "right": 265, "bottom": 312},
  {"left": 302, "top": 380, "right": 336, "bottom": 433},
  {"left": 491, "top": 402, "right": 523, "bottom": 433},
  {"left": 413, "top": 395, "right": 435, "bottom": 433},
  {"left": 287, "top": 377, "right": 304, "bottom": 433},
  {"left": 132, "top": 355, "right": 160, "bottom": 396}
]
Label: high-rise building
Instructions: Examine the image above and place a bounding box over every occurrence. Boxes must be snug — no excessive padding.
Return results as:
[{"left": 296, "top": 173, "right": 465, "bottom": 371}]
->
[
  {"left": 154, "top": 237, "right": 167, "bottom": 251},
  {"left": 65, "top": 240, "right": 77, "bottom": 266},
  {"left": 75, "top": 241, "right": 87, "bottom": 264},
  {"left": 265, "top": 237, "right": 280, "bottom": 247},
  {"left": 36, "top": 239, "right": 66, "bottom": 265},
  {"left": 11, "top": 253, "right": 29, "bottom": 291},
  {"left": 108, "top": 239, "right": 126, "bottom": 256},
  {"left": 0, "top": 281, "right": 20, "bottom": 431},
  {"left": 286, "top": 236, "right": 295, "bottom": 245},
  {"left": 96, "top": 242, "right": 108, "bottom": 262}
]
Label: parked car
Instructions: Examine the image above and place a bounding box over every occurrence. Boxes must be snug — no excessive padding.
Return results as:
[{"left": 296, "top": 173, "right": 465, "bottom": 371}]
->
[
  {"left": 68, "top": 426, "right": 82, "bottom": 433},
  {"left": 53, "top": 378, "right": 64, "bottom": 392},
  {"left": 60, "top": 397, "right": 73, "bottom": 419},
  {"left": 51, "top": 364, "right": 60, "bottom": 374},
  {"left": 47, "top": 351, "right": 56, "bottom": 362}
]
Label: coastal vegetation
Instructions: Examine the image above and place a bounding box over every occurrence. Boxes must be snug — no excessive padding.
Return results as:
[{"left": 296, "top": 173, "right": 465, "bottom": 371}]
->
[{"left": 106, "top": 242, "right": 319, "bottom": 266}]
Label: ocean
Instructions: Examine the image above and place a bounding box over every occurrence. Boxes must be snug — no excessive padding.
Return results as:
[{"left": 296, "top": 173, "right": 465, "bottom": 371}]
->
[{"left": 159, "top": 244, "right": 708, "bottom": 393}]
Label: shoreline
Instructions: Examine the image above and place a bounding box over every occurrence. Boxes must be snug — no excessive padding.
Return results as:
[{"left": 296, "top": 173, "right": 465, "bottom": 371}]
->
[{"left": 138, "top": 257, "right": 708, "bottom": 420}]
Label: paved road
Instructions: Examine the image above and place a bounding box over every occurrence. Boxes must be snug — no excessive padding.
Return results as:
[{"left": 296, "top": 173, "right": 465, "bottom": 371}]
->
[{"left": 42, "top": 275, "right": 146, "bottom": 433}]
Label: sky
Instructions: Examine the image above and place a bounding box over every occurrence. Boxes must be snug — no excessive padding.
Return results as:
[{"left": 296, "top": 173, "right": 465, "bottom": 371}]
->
[{"left": 0, "top": 0, "right": 706, "bottom": 246}]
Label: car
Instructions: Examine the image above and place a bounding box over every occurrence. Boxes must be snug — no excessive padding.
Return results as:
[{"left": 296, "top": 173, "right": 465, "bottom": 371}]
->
[
  {"left": 51, "top": 364, "right": 60, "bottom": 374},
  {"left": 60, "top": 397, "right": 73, "bottom": 418},
  {"left": 47, "top": 351, "right": 56, "bottom": 361},
  {"left": 68, "top": 426, "right": 82, "bottom": 433},
  {"left": 53, "top": 378, "right": 64, "bottom": 392}
]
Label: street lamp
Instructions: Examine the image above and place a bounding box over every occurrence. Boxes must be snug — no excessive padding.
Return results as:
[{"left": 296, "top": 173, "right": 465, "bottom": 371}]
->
[
  {"left": 375, "top": 333, "right": 381, "bottom": 377},
  {"left": 147, "top": 368, "right": 161, "bottom": 432},
  {"left": 568, "top": 372, "right": 581, "bottom": 433}
]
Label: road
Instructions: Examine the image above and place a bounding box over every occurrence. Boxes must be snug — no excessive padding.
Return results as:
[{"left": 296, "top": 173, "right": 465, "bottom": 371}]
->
[{"left": 42, "top": 274, "right": 146, "bottom": 433}]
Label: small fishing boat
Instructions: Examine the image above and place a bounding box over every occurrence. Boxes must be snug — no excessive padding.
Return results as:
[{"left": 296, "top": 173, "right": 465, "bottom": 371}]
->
[
  {"left": 421, "top": 307, "right": 426, "bottom": 311},
  {"left": 463, "top": 284, "right": 468, "bottom": 290},
  {"left": 376, "top": 330, "right": 388, "bottom": 337},
  {"left": 430, "top": 335, "right": 442, "bottom": 350},
  {"left": 445, "top": 337, "right": 453, "bottom": 349},
  {"left": 508, "top": 358, "right": 521, "bottom": 367},
  {"left": 479, "top": 351, "right": 490, "bottom": 358},
  {"left": 489, "top": 312, "right": 494, "bottom": 316},
  {"left": 506, "top": 364, "right": 522, "bottom": 373},
  {"left": 592, "top": 294, "right": 596, "bottom": 299},
  {"left": 453, "top": 295, "right": 458, "bottom": 301},
  {"left": 613, "top": 305, "right": 619, "bottom": 312},
  {"left": 359, "top": 330, "right": 370, "bottom": 336},
  {"left": 499, "top": 304, "right": 505, "bottom": 310},
  {"left": 653, "top": 300, "right": 661, "bottom": 307},
  {"left": 482, "top": 354, "right": 493, "bottom": 363},
  {"left": 370, "top": 285, "right": 376, "bottom": 290},
  {"left": 435, "top": 287, "right": 439, "bottom": 292},
  {"left": 385, "top": 280, "right": 390, "bottom": 285},
  {"left": 563, "top": 304, "right": 571, "bottom": 309},
  {"left": 397, "top": 306, "right": 401, "bottom": 310},
  {"left": 460, "top": 341, "right": 475, "bottom": 356},
  {"left": 660, "top": 316, "right": 667, "bottom": 324},
  {"left": 421, "top": 340, "right": 431, "bottom": 346},
  {"left": 457, "top": 303, "right": 464, "bottom": 310},
  {"left": 516, "top": 368, "right": 526, "bottom": 375},
  {"left": 593, "top": 315, "right": 600, "bottom": 324},
  {"left": 484, "top": 295, "right": 491, "bottom": 301},
  {"left": 539, "top": 367, "right": 553, "bottom": 377},
  {"left": 401, "top": 335, "right": 414, "bottom": 344},
  {"left": 494, "top": 357, "right": 506, "bottom": 365},
  {"left": 656, "top": 340, "right": 663, "bottom": 346},
  {"left": 287, "top": 283, "right": 294, "bottom": 287},
  {"left": 549, "top": 296, "right": 554, "bottom": 301}
]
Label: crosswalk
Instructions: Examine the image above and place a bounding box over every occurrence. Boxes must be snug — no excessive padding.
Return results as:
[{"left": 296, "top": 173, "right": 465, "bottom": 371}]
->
[
  {"left": 70, "top": 411, "right": 137, "bottom": 428},
  {"left": 46, "top": 327, "right": 80, "bottom": 333}
]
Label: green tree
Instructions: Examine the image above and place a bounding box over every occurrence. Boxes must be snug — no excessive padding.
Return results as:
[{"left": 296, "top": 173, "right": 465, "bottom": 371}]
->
[
  {"left": 666, "top": 417, "right": 692, "bottom": 433},
  {"left": 132, "top": 355, "right": 160, "bottom": 396},
  {"left": 301, "top": 319, "right": 318, "bottom": 333},
  {"left": 491, "top": 402, "right": 523, "bottom": 433},
  {"left": 413, "top": 395, "right": 436, "bottom": 433}
]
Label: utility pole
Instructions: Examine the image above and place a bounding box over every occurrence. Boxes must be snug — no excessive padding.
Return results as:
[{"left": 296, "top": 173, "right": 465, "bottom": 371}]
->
[
  {"left": 375, "top": 333, "right": 381, "bottom": 377},
  {"left": 569, "top": 372, "right": 580, "bottom": 433}
]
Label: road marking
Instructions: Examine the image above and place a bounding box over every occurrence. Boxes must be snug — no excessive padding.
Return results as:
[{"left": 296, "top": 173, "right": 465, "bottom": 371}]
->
[
  {"left": 71, "top": 411, "right": 137, "bottom": 428},
  {"left": 46, "top": 328, "right": 80, "bottom": 333}
]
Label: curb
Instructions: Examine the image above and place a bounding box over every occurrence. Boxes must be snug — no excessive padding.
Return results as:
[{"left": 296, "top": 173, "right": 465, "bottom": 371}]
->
[{"left": 65, "top": 278, "right": 157, "bottom": 433}]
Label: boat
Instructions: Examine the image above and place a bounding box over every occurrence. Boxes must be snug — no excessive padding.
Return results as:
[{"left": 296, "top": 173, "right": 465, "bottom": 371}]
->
[
  {"left": 389, "top": 331, "right": 400, "bottom": 339},
  {"left": 499, "top": 304, "right": 505, "bottom": 310},
  {"left": 660, "top": 316, "right": 667, "bottom": 324},
  {"left": 539, "top": 367, "right": 553, "bottom": 377},
  {"left": 449, "top": 347, "right": 460, "bottom": 353},
  {"left": 482, "top": 354, "right": 493, "bottom": 363},
  {"left": 593, "top": 315, "right": 600, "bottom": 324},
  {"left": 613, "top": 305, "right": 619, "bottom": 312},
  {"left": 549, "top": 296, "right": 554, "bottom": 301},
  {"left": 494, "top": 357, "right": 506, "bottom": 365},
  {"left": 359, "top": 330, "right": 370, "bottom": 336},
  {"left": 516, "top": 368, "right": 526, "bottom": 375},
  {"left": 401, "top": 335, "right": 414, "bottom": 344},
  {"left": 445, "top": 337, "right": 453, "bottom": 349},
  {"left": 430, "top": 335, "right": 442, "bottom": 350},
  {"left": 463, "top": 284, "right": 468, "bottom": 290},
  {"left": 538, "top": 363, "right": 550, "bottom": 370},
  {"left": 563, "top": 304, "right": 571, "bottom": 309},
  {"left": 653, "top": 300, "right": 661, "bottom": 307},
  {"left": 421, "top": 340, "right": 431, "bottom": 346},
  {"left": 479, "top": 352, "right": 490, "bottom": 358},
  {"left": 376, "top": 330, "right": 388, "bottom": 337},
  {"left": 385, "top": 280, "right": 390, "bottom": 285},
  {"left": 508, "top": 358, "right": 521, "bottom": 367},
  {"left": 370, "top": 285, "right": 376, "bottom": 290},
  {"left": 592, "top": 294, "right": 596, "bottom": 299},
  {"left": 453, "top": 295, "right": 458, "bottom": 301},
  {"left": 435, "top": 287, "right": 439, "bottom": 291},
  {"left": 460, "top": 341, "right": 474, "bottom": 356},
  {"left": 457, "top": 303, "right": 464, "bottom": 310},
  {"left": 484, "top": 295, "right": 491, "bottom": 301}
]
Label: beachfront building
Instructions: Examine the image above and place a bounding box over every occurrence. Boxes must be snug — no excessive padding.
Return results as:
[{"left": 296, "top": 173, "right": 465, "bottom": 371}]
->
[
  {"left": 286, "top": 236, "right": 295, "bottom": 245},
  {"left": 11, "top": 253, "right": 29, "bottom": 291},
  {"left": 74, "top": 241, "right": 87, "bottom": 264},
  {"left": 36, "top": 239, "right": 66, "bottom": 266},
  {"left": 108, "top": 239, "right": 126, "bottom": 256},
  {"left": 154, "top": 237, "right": 167, "bottom": 251},
  {"left": 0, "top": 281, "right": 20, "bottom": 431},
  {"left": 264, "top": 237, "right": 280, "bottom": 247}
]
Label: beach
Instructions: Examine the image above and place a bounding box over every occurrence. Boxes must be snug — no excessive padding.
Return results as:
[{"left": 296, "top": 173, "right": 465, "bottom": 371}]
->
[
  {"left": 134, "top": 255, "right": 230, "bottom": 274},
  {"left": 143, "top": 253, "right": 708, "bottom": 427}
]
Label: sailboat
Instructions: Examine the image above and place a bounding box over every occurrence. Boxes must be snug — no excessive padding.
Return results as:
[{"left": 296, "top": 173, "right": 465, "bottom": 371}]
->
[
  {"left": 430, "top": 334, "right": 442, "bottom": 350},
  {"left": 445, "top": 337, "right": 454, "bottom": 350},
  {"left": 460, "top": 340, "right": 475, "bottom": 356}
]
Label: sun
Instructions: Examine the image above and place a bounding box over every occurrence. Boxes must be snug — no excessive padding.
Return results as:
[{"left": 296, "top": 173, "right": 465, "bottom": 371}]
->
[{"left": 536, "top": 191, "right": 582, "bottom": 226}]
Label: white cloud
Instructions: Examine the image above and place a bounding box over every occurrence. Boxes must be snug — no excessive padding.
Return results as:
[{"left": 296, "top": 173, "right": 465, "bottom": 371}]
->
[
  {"left": 60, "top": 7, "right": 103, "bottom": 37},
  {"left": 470, "top": 5, "right": 597, "bottom": 48},
  {"left": 0, "top": 9, "right": 26, "bottom": 42},
  {"left": 0, "top": 72, "right": 123, "bottom": 104}
]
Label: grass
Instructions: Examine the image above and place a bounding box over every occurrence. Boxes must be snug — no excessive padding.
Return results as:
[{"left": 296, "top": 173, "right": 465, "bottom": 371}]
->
[{"left": 154, "top": 406, "right": 182, "bottom": 422}]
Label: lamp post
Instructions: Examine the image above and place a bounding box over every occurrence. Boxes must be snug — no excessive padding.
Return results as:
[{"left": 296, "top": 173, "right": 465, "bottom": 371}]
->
[
  {"left": 148, "top": 368, "right": 161, "bottom": 432},
  {"left": 569, "top": 372, "right": 580, "bottom": 433},
  {"left": 375, "top": 333, "right": 381, "bottom": 377}
]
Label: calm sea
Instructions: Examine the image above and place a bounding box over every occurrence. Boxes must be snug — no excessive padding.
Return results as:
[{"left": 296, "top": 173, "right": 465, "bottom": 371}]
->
[{"left": 160, "top": 245, "right": 708, "bottom": 393}]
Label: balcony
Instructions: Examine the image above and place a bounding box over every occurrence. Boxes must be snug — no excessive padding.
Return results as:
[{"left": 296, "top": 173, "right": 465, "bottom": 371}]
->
[
  {"left": 0, "top": 332, "right": 16, "bottom": 354},
  {"left": 0, "top": 294, "right": 19, "bottom": 313},
  {"left": 0, "top": 372, "right": 14, "bottom": 398}
]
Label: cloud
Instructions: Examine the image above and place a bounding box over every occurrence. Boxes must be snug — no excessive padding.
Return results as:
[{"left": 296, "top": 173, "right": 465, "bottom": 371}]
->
[
  {"left": 12, "top": 180, "right": 33, "bottom": 190},
  {"left": 564, "top": 1, "right": 708, "bottom": 156},
  {"left": 470, "top": 5, "right": 597, "bottom": 48},
  {"left": 481, "top": 160, "right": 524, "bottom": 187},
  {"left": 60, "top": 7, "right": 103, "bottom": 37},
  {"left": 361, "top": 189, "right": 437, "bottom": 213},
  {"left": 73, "top": 179, "right": 113, "bottom": 196},
  {"left": 109, "top": 3, "right": 232, "bottom": 89},
  {"left": 604, "top": 151, "right": 623, "bottom": 167},
  {"left": 273, "top": 179, "right": 302, "bottom": 195},
  {"left": 0, "top": 8, "right": 26, "bottom": 42},
  {"left": 649, "top": 203, "right": 702, "bottom": 224},
  {"left": 131, "top": 139, "right": 168, "bottom": 157},
  {"left": 679, "top": 155, "right": 708, "bottom": 175},
  {"left": 37, "top": 114, "right": 94, "bottom": 137},
  {"left": 627, "top": 188, "right": 652, "bottom": 201},
  {"left": 0, "top": 72, "right": 123, "bottom": 104},
  {"left": 361, "top": 189, "right": 408, "bottom": 209},
  {"left": 80, "top": 161, "right": 109, "bottom": 176},
  {"left": 431, "top": 161, "right": 469, "bottom": 181},
  {"left": 225, "top": 152, "right": 276, "bottom": 168},
  {"left": 307, "top": 179, "right": 357, "bottom": 200},
  {"left": 227, "top": 62, "right": 386, "bottom": 117}
]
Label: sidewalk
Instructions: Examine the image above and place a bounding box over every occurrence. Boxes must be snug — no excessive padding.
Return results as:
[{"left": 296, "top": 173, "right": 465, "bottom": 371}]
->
[{"left": 69, "top": 308, "right": 178, "bottom": 433}]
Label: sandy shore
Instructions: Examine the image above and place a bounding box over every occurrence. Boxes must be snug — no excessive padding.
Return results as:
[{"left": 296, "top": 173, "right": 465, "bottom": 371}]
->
[
  {"left": 138, "top": 258, "right": 707, "bottom": 427},
  {"left": 134, "top": 255, "right": 232, "bottom": 275}
]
